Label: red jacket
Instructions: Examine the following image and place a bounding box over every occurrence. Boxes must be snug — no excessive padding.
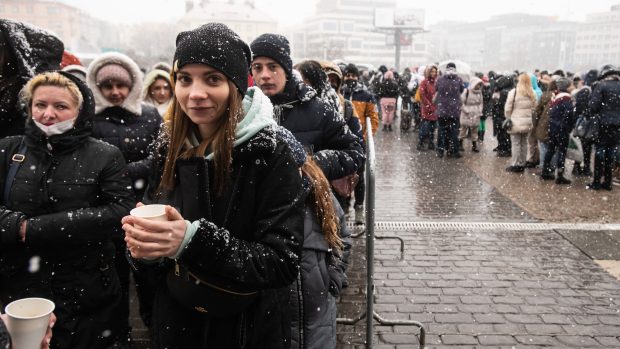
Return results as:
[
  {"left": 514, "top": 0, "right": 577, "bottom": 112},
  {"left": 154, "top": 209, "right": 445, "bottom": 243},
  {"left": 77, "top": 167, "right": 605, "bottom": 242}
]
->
[{"left": 419, "top": 78, "right": 437, "bottom": 121}]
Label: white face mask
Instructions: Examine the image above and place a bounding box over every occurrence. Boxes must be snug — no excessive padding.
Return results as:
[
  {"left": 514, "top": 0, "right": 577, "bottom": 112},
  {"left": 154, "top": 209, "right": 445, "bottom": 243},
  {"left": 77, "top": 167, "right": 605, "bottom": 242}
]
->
[{"left": 34, "top": 118, "right": 77, "bottom": 136}]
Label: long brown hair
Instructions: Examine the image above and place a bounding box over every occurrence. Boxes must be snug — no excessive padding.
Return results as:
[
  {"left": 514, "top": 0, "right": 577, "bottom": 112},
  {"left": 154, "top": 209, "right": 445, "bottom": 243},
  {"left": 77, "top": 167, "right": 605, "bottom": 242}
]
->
[
  {"left": 158, "top": 78, "right": 243, "bottom": 196},
  {"left": 301, "top": 158, "right": 344, "bottom": 253}
]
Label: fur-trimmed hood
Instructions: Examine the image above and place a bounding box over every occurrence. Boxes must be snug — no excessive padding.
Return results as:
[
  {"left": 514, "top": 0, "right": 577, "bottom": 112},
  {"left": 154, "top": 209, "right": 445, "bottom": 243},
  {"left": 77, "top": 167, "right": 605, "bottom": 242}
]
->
[
  {"left": 86, "top": 52, "right": 144, "bottom": 115},
  {"left": 142, "top": 69, "right": 172, "bottom": 116}
]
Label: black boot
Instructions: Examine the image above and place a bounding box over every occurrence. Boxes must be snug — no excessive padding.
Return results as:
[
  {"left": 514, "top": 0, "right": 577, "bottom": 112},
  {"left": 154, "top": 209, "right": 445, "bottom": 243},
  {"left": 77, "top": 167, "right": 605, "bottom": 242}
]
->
[
  {"left": 541, "top": 167, "right": 555, "bottom": 180},
  {"left": 555, "top": 171, "right": 572, "bottom": 185},
  {"left": 478, "top": 130, "right": 485, "bottom": 142},
  {"left": 459, "top": 139, "right": 464, "bottom": 151},
  {"left": 472, "top": 141, "right": 479, "bottom": 153}
]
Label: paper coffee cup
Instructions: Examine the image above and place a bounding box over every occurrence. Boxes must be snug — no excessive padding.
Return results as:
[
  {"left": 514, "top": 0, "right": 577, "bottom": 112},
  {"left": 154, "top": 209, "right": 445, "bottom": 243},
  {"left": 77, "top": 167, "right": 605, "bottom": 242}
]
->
[
  {"left": 130, "top": 204, "right": 168, "bottom": 221},
  {"left": 129, "top": 204, "right": 168, "bottom": 260},
  {"left": 5, "top": 297, "right": 54, "bottom": 349}
]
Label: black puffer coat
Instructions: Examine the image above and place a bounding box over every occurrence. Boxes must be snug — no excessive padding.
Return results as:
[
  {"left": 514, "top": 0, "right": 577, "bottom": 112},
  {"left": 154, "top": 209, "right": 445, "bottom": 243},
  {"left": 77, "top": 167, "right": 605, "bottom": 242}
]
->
[
  {"left": 0, "top": 19, "right": 63, "bottom": 138},
  {"left": 141, "top": 124, "right": 306, "bottom": 349},
  {"left": 92, "top": 104, "right": 161, "bottom": 197},
  {"left": 290, "top": 192, "right": 352, "bottom": 349},
  {"left": 88, "top": 52, "right": 162, "bottom": 199},
  {"left": 269, "top": 78, "right": 364, "bottom": 180},
  {"left": 590, "top": 74, "right": 620, "bottom": 127},
  {"left": 0, "top": 72, "right": 134, "bottom": 348},
  {"left": 376, "top": 79, "right": 400, "bottom": 99}
]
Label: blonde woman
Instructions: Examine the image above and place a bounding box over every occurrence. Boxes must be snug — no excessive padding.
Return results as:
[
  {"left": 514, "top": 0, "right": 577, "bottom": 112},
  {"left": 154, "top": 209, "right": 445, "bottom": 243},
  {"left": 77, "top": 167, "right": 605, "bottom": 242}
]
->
[
  {"left": 504, "top": 73, "right": 537, "bottom": 172},
  {"left": 0, "top": 71, "right": 134, "bottom": 348}
]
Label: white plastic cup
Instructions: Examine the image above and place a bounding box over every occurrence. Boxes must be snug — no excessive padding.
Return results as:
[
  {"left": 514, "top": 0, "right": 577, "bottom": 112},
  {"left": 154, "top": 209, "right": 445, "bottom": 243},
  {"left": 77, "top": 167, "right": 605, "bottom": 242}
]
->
[
  {"left": 5, "top": 297, "right": 55, "bottom": 349},
  {"left": 129, "top": 204, "right": 169, "bottom": 260},
  {"left": 130, "top": 204, "right": 168, "bottom": 221}
]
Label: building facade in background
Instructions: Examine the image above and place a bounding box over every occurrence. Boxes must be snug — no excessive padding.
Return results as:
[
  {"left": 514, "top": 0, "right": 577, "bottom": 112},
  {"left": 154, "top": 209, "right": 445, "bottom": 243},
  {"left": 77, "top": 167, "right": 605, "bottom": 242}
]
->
[
  {"left": 285, "top": 0, "right": 429, "bottom": 70},
  {"left": 428, "top": 14, "right": 577, "bottom": 73},
  {"left": 0, "top": 0, "right": 116, "bottom": 54},
  {"left": 574, "top": 5, "right": 620, "bottom": 71},
  {"left": 178, "top": 0, "right": 277, "bottom": 46}
]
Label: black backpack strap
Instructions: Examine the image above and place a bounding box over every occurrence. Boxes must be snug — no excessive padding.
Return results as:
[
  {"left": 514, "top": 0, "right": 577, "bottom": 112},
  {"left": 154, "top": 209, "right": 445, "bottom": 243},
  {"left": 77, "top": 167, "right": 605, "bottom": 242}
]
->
[{"left": 3, "top": 138, "right": 27, "bottom": 205}]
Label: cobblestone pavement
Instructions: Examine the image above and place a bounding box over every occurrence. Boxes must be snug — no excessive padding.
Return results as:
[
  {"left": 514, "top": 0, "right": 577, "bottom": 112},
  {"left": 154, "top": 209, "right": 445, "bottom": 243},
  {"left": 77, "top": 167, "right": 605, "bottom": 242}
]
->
[{"left": 336, "top": 121, "right": 620, "bottom": 348}]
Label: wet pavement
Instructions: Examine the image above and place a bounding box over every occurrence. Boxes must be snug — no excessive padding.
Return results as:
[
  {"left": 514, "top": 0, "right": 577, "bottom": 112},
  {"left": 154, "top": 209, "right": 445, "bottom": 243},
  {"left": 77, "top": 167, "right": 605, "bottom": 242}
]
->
[{"left": 336, "top": 119, "right": 620, "bottom": 348}]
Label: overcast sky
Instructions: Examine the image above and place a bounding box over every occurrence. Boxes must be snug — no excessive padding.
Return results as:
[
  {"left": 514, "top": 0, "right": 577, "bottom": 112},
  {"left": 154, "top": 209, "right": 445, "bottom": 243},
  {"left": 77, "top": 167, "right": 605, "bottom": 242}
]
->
[{"left": 59, "top": 0, "right": 620, "bottom": 27}]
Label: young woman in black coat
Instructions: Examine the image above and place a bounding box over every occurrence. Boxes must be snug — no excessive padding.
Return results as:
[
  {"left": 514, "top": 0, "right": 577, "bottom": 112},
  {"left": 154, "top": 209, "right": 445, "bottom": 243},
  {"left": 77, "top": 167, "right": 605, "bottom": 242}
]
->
[
  {"left": 121, "top": 23, "right": 305, "bottom": 349},
  {"left": 0, "top": 71, "right": 134, "bottom": 348}
]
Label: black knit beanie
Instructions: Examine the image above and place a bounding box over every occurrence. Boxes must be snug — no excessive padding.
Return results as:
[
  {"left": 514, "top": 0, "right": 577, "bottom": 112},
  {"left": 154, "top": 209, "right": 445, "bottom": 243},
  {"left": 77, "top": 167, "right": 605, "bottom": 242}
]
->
[
  {"left": 344, "top": 63, "right": 359, "bottom": 77},
  {"left": 173, "top": 23, "right": 251, "bottom": 96},
  {"left": 250, "top": 33, "right": 293, "bottom": 77}
]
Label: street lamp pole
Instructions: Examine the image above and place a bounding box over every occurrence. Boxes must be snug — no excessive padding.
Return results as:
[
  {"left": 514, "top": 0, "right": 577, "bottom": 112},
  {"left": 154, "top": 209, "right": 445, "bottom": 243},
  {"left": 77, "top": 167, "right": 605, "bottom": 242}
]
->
[{"left": 394, "top": 28, "right": 401, "bottom": 71}]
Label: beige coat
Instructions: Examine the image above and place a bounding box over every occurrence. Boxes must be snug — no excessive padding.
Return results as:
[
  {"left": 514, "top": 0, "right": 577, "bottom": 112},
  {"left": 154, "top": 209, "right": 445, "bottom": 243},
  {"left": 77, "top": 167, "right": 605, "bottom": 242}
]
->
[
  {"left": 504, "top": 88, "right": 536, "bottom": 134},
  {"left": 459, "top": 77, "right": 483, "bottom": 128}
]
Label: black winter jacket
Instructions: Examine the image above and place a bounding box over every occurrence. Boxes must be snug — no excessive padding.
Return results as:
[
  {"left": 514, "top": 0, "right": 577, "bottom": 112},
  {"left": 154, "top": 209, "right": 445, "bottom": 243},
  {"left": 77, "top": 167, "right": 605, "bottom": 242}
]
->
[
  {"left": 0, "top": 72, "right": 134, "bottom": 348},
  {"left": 269, "top": 78, "right": 364, "bottom": 180},
  {"left": 589, "top": 75, "right": 620, "bottom": 126},
  {"left": 573, "top": 86, "right": 592, "bottom": 118},
  {"left": 142, "top": 125, "right": 306, "bottom": 349},
  {"left": 91, "top": 104, "right": 161, "bottom": 198},
  {"left": 0, "top": 19, "right": 63, "bottom": 138},
  {"left": 376, "top": 79, "right": 400, "bottom": 99}
]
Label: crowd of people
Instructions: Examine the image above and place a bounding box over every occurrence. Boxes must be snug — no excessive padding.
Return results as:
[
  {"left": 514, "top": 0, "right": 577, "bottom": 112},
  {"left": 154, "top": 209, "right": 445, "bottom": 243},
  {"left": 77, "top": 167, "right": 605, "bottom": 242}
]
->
[
  {"left": 351, "top": 61, "right": 620, "bottom": 189},
  {"left": 0, "top": 16, "right": 619, "bottom": 349}
]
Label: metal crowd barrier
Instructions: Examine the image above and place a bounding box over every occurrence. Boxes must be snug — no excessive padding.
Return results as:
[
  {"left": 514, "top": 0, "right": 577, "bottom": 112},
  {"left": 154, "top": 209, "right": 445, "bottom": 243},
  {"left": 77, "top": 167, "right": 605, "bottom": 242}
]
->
[{"left": 337, "top": 117, "right": 426, "bottom": 349}]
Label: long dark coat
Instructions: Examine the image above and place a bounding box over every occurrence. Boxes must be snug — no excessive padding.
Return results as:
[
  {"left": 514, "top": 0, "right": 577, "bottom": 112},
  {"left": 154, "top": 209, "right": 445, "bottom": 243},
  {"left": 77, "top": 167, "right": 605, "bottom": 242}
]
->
[{"left": 0, "top": 72, "right": 134, "bottom": 348}]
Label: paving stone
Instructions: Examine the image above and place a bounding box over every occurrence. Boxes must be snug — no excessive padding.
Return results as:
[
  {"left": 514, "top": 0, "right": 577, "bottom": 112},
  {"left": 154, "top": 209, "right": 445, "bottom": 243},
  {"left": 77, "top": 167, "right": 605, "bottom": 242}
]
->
[
  {"left": 425, "top": 304, "right": 458, "bottom": 313},
  {"left": 599, "top": 315, "right": 620, "bottom": 325},
  {"left": 504, "top": 314, "right": 543, "bottom": 324},
  {"left": 473, "top": 313, "right": 506, "bottom": 324},
  {"left": 440, "top": 335, "right": 478, "bottom": 345},
  {"left": 514, "top": 335, "right": 561, "bottom": 346},
  {"left": 434, "top": 313, "right": 475, "bottom": 324},
  {"left": 493, "top": 296, "right": 525, "bottom": 304},
  {"left": 555, "top": 335, "right": 601, "bottom": 347},
  {"left": 456, "top": 324, "right": 495, "bottom": 334},
  {"left": 460, "top": 295, "right": 493, "bottom": 304},
  {"left": 477, "top": 335, "right": 517, "bottom": 346},
  {"left": 571, "top": 315, "right": 601, "bottom": 325},
  {"left": 490, "top": 304, "right": 520, "bottom": 314},
  {"left": 596, "top": 336, "right": 620, "bottom": 347},
  {"left": 525, "top": 296, "right": 558, "bottom": 305},
  {"left": 540, "top": 314, "right": 574, "bottom": 324},
  {"left": 524, "top": 323, "right": 565, "bottom": 335}
]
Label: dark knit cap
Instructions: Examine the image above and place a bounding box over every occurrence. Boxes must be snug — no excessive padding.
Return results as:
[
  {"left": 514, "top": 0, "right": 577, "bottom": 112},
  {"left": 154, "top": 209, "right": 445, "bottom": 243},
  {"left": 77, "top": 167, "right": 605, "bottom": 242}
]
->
[
  {"left": 555, "top": 77, "right": 571, "bottom": 92},
  {"left": 446, "top": 62, "right": 456, "bottom": 69},
  {"left": 344, "top": 63, "right": 359, "bottom": 77},
  {"left": 584, "top": 69, "right": 598, "bottom": 86},
  {"left": 599, "top": 64, "right": 620, "bottom": 80},
  {"left": 250, "top": 33, "right": 293, "bottom": 77},
  {"left": 173, "top": 23, "right": 251, "bottom": 96}
]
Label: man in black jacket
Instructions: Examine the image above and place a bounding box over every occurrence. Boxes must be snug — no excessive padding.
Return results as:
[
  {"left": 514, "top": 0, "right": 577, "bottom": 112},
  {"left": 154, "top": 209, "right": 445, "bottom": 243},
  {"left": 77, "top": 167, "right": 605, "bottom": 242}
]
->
[{"left": 250, "top": 34, "right": 364, "bottom": 181}]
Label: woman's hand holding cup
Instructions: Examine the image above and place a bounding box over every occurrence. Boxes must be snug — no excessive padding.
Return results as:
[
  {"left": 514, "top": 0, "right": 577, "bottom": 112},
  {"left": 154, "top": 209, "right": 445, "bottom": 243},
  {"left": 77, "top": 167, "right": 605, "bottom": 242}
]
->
[{"left": 122, "top": 203, "right": 187, "bottom": 259}]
